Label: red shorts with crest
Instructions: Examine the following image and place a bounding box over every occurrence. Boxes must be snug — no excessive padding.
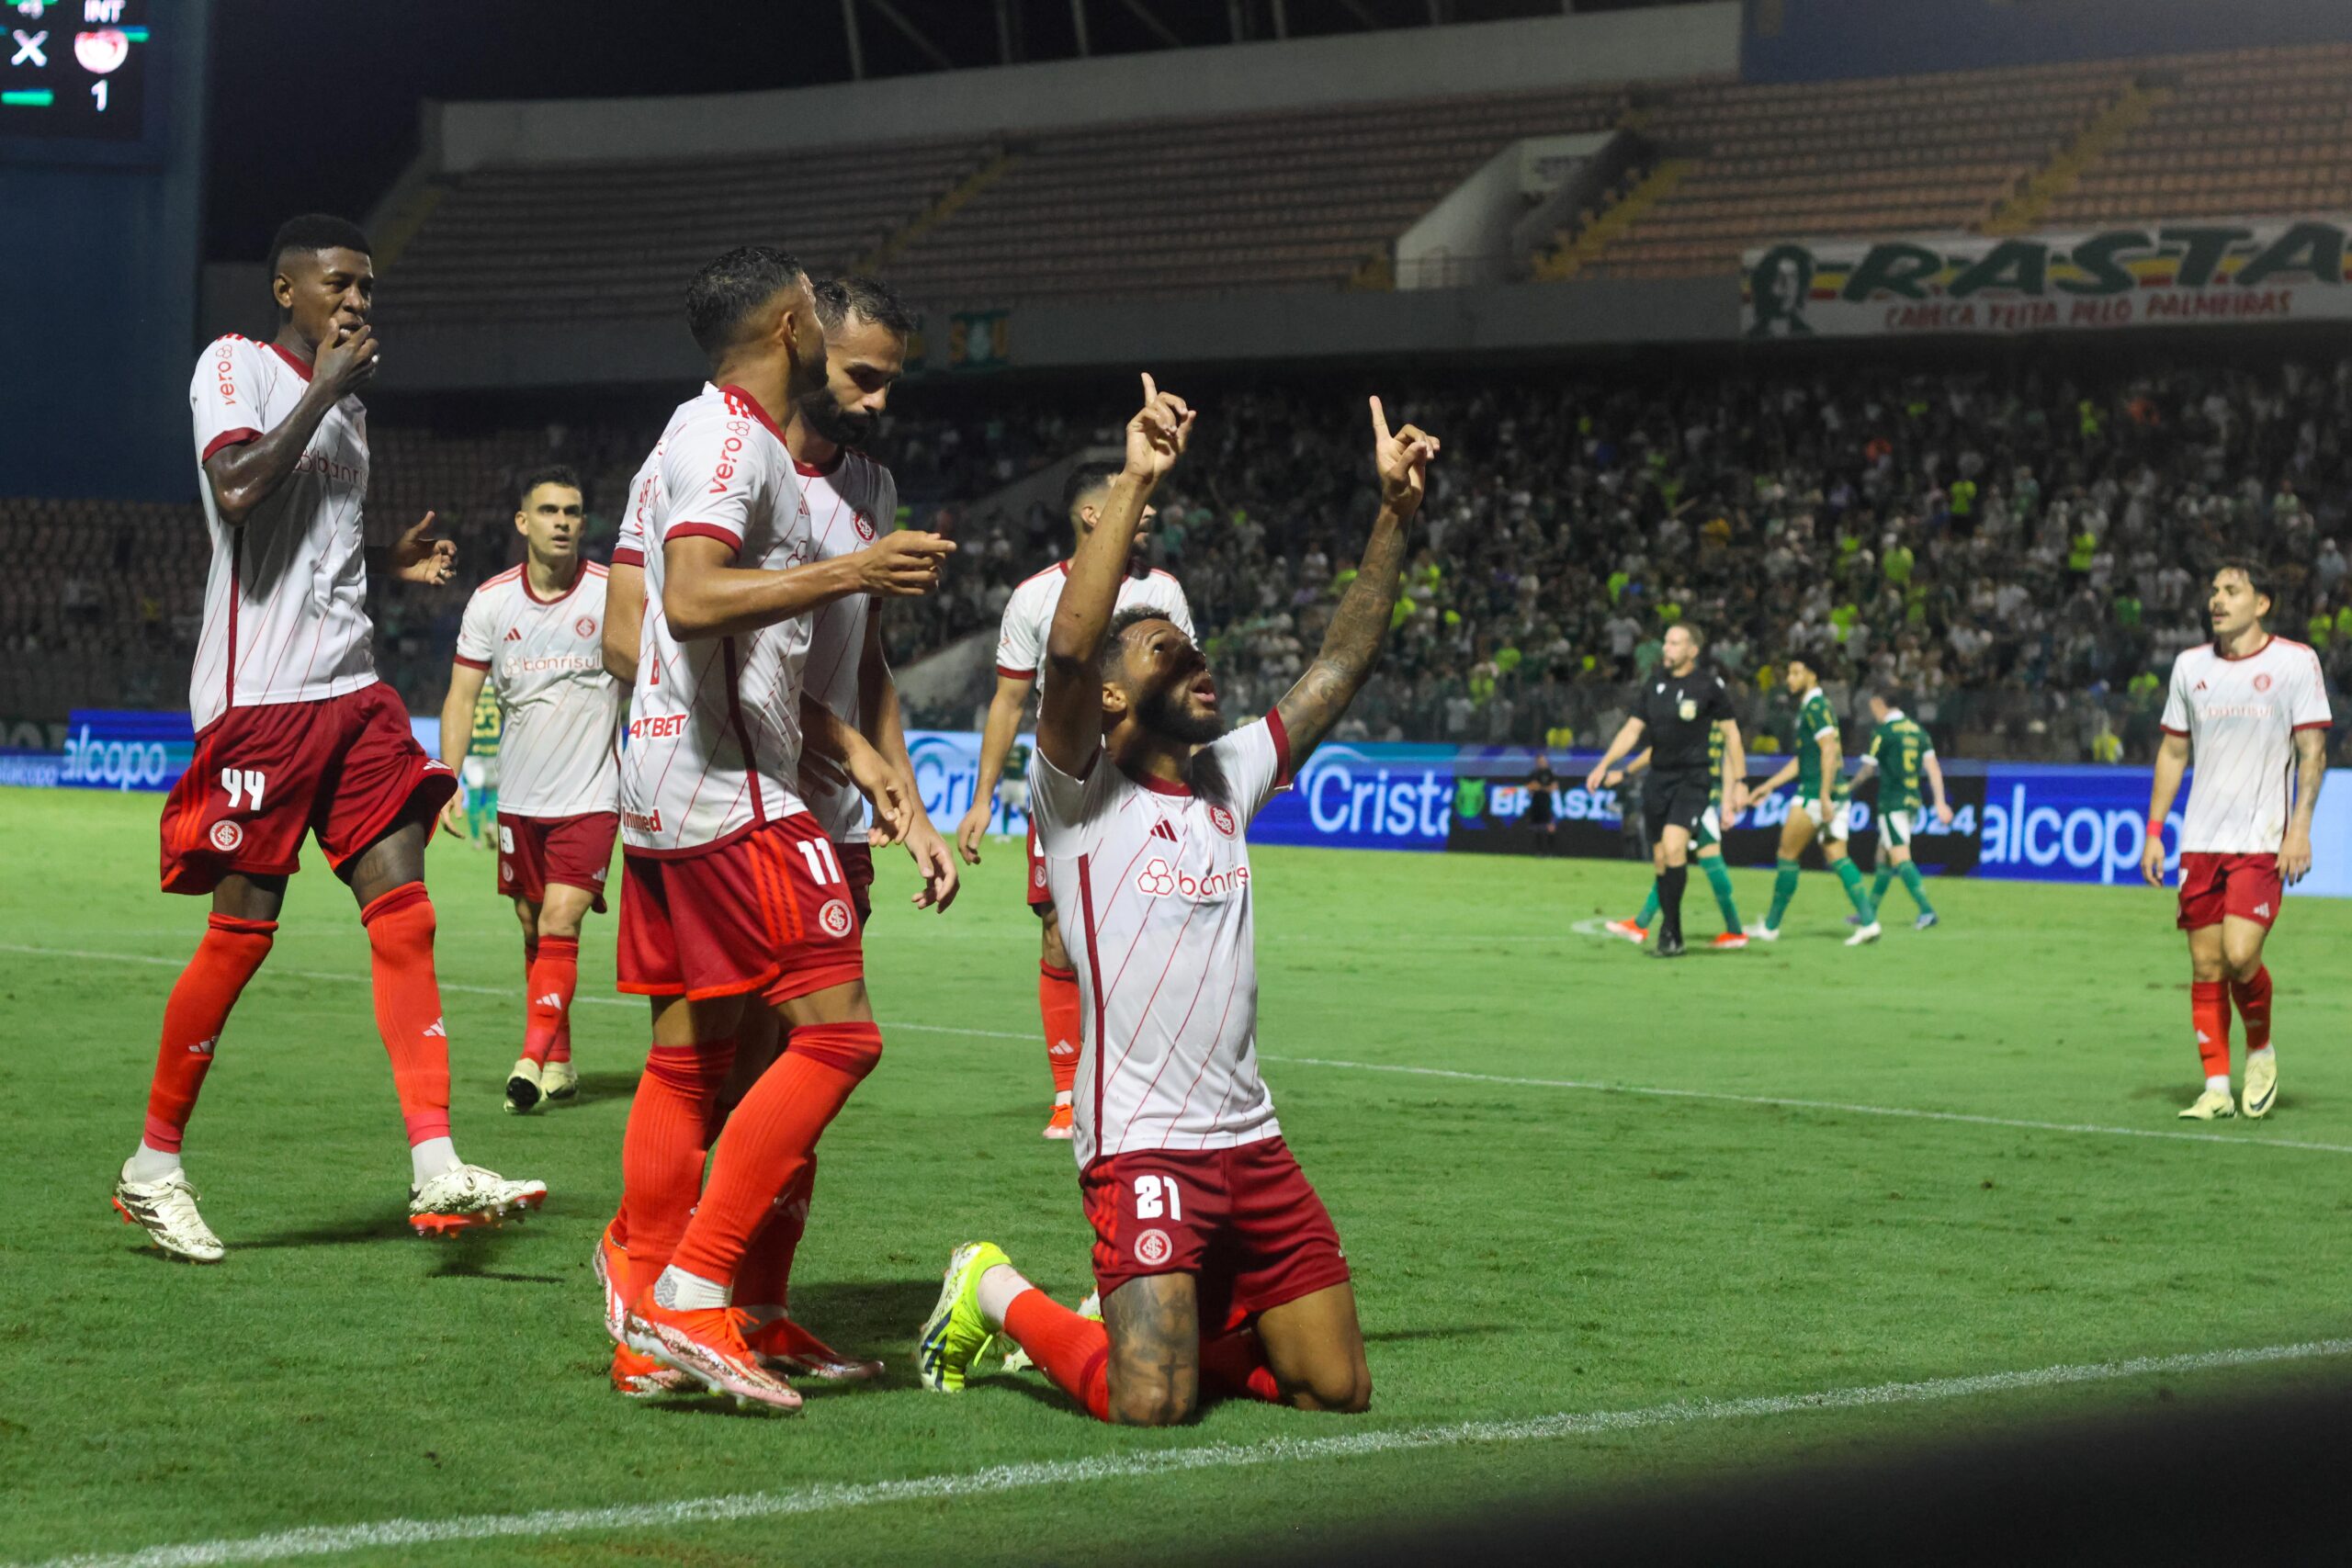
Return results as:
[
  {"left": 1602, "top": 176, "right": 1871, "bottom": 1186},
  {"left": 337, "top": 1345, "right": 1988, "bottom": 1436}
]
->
[
  {"left": 158, "top": 682, "right": 455, "bottom": 895},
  {"left": 1081, "top": 1136, "right": 1351, "bottom": 1333},
  {"left": 2177, "top": 852, "right": 2283, "bottom": 931},
  {"left": 497, "top": 811, "right": 619, "bottom": 911},
  {"left": 1025, "top": 817, "right": 1052, "bottom": 909},
  {"left": 616, "top": 813, "right": 864, "bottom": 1004}
]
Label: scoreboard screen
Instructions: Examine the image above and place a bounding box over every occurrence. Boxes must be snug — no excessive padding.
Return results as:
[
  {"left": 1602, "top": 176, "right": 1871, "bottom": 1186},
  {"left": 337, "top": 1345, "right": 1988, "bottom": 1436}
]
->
[{"left": 0, "top": 0, "right": 153, "bottom": 151}]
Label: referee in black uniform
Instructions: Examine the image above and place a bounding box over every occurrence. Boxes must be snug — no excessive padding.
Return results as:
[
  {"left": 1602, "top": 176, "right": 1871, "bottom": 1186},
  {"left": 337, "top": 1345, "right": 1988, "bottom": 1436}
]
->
[{"left": 1587, "top": 625, "right": 1748, "bottom": 956}]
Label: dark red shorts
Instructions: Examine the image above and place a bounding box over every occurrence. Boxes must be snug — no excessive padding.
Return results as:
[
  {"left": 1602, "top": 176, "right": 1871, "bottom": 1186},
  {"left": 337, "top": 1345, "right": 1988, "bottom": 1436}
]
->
[
  {"left": 158, "top": 682, "right": 455, "bottom": 895},
  {"left": 840, "top": 840, "right": 874, "bottom": 923},
  {"left": 498, "top": 811, "right": 619, "bottom": 911},
  {"left": 1082, "top": 1136, "right": 1351, "bottom": 1334},
  {"left": 616, "top": 813, "right": 865, "bottom": 1004},
  {"left": 2177, "top": 852, "right": 2283, "bottom": 931},
  {"left": 1025, "top": 817, "right": 1052, "bottom": 910}
]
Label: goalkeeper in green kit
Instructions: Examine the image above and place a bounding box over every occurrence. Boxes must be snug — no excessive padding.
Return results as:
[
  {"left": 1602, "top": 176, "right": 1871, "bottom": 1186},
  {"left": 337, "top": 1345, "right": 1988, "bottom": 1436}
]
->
[{"left": 1846, "top": 686, "right": 1952, "bottom": 931}]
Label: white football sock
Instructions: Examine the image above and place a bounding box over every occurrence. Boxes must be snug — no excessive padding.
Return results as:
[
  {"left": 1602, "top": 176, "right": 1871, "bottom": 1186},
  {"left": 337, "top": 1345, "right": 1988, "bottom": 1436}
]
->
[
  {"left": 2247, "top": 1045, "right": 2276, "bottom": 1064},
  {"left": 409, "top": 1136, "right": 461, "bottom": 1186},
  {"left": 2206, "top": 1074, "right": 2233, "bottom": 1095},
  {"left": 123, "top": 1143, "right": 181, "bottom": 1184},
  {"left": 977, "top": 1263, "right": 1034, "bottom": 1329},
  {"left": 655, "top": 1266, "right": 729, "bottom": 1311},
  {"left": 1053, "top": 1090, "right": 1072, "bottom": 1109}
]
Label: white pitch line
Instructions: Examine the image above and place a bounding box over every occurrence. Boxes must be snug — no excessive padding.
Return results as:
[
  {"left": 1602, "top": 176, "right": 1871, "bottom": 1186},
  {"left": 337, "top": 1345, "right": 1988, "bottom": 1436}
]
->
[
  {"left": 16, "top": 1337, "right": 2349, "bottom": 1568},
  {"left": 1264, "top": 1055, "right": 2352, "bottom": 1156},
  {"left": 6, "top": 942, "right": 2346, "bottom": 1150}
]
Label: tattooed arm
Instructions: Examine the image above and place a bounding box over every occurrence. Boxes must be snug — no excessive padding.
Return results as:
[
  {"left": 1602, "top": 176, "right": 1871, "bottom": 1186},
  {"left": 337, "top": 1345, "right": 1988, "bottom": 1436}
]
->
[
  {"left": 1102, "top": 1273, "right": 1202, "bottom": 1427},
  {"left": 1272, "top": 397, "right": 1440, "bottom": 767}
]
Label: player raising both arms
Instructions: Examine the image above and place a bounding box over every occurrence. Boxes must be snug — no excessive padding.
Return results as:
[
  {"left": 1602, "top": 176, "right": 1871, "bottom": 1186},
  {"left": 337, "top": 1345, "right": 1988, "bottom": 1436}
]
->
[
  {"left": 603, "top": 248, "right": 952, "bottom": 1410},
  {"left": 1746, "top": 654, "right": 1881, "bottom": 946},
  {"left": 2143, "top": 562, "right": 2330, "bottom": 1122},
  {"left": 1586, "top": 626, "right": 1747, "bottom": 958},
  {"left": 920, "top": 382, "right": 1434, "bottom": 1426},
  {"left": 437, "top": 466, "right": 622, "bottom": 1113},
  {"left": 118, "top": 215, "right": 544, "bottom": 1262},
  {"left": 956, "top": 464, "right": 1193, "bottom": 1139},
  {"left": 1846, "top": 687, "right": 1951, "bottom": 931}
]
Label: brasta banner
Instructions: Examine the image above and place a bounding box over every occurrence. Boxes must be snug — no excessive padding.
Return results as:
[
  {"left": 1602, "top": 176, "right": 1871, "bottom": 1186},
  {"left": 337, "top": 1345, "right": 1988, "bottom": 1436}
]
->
[{"left": 1741, "top": 218, "right": 2352, "bottom": 339}]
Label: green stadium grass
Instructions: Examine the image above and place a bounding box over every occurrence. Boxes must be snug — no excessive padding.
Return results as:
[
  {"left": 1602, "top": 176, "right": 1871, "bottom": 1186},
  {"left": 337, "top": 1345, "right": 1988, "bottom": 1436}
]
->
[{"left": 4, "top": 786, "right": 2350, "bottom": 1566}]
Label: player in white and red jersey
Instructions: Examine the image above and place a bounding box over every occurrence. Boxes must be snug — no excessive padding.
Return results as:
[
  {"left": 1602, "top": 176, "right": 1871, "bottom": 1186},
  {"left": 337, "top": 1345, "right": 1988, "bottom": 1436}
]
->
[
  {"left": 603, "top": 247, "right": 954, "bottom": 1411},
  {"left": 594, "top": 275, "right": 958, "bottom": 1395},
  {"left": 2143, "top": 560, "right": 2331, "bottom": 1122},
  {"left": 116, "top": 215, "right": 544, "bottom": 1264},
  {"left": 956, "top": 463, "right": 1193, "bottom": 1139},
  {"left": 435, "top": 465, "right": 623, "bottom": 1113},
  {"left": 920, "top": 380, "right": 1440, "bottom": 1427}
]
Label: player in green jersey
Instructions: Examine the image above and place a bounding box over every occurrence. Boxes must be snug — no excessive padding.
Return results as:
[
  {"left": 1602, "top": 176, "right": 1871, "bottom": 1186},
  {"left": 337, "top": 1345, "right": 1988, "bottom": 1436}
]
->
[
  {"left": 1601, "top": 717, "right": 1750, "bottom": 949},
  {"left": 1847, "top": 686, "right": 1952, "bottom": 930},
  {"left": 1746, "top": 654, "right": 1880, "bottom": 946},
  {"left": 456, "top": 685, "right": 502, "bottom": 846}
]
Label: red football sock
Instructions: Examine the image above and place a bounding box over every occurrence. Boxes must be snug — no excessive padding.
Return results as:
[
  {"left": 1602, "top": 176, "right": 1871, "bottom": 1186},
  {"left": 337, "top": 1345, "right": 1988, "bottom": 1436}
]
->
[
  {"left": 1040, "top": 964, "right": 1081, "bottom": 1097},
  {"left": 668, "top": 1022, "right": 880, "bottom": 1288},
  {"left": 2231, "top": 966, "right": 2273, "bottom": 1053},
  {"left": 522, "top": 936, "right": 579, "bottom": 1066},
  {"left": 359, "top": 883, "right": 453, "bottom": 1146},
  {"left": 2192, "top": 979, "right": 2232, "bottom": 1078},
  {"left": 141, "top": 913, "right": 276, "bottom": 1154},
  {"left": 1002, "top": 1288, "right": 1112, "bottom": 1422},
  {"left": 1199, "top": 1328, "right": 1283, "bottom": 1405},
  {"left": 732, "top": 1156, "right": 815, "bottom": 1311},
  {"left": 618, "top": 1039, "right": 735, "bottom": 1294}
]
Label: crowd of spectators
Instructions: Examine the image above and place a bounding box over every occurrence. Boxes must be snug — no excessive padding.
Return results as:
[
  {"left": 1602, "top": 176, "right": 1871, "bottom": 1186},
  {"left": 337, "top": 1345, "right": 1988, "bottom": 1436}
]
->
[{"left": 9, "top": 351, "right": 2352, "bottom": 763}]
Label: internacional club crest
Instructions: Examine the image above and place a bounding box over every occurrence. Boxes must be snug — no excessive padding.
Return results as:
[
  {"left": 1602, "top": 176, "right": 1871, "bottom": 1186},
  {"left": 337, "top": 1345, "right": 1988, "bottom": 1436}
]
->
[
  {"left": 1133, "top": 1228, "right": 1172, "bottom": 1267},
  {"left": 818, "top": 898, "right": 856, "bottom": 939}
]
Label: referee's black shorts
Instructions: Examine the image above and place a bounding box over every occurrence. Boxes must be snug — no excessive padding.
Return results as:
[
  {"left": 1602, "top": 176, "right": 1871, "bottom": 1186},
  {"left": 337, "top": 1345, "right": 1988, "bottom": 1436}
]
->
[{"left": 1644, "top": 768, "right": 1712, "bottom": 840}]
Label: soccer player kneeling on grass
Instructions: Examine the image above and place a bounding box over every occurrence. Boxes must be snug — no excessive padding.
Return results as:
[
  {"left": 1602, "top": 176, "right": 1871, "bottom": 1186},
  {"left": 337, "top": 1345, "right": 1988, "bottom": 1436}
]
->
[
  {"left": 2142, "top": 561, "right": 2330, "bottom": 1122},
  {"left": 919, "top": 380, "right": 1434, "bottom": 1423}
]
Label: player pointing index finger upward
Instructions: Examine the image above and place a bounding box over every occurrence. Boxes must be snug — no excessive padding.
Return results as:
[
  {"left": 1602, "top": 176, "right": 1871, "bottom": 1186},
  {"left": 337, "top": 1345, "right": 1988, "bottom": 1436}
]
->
[
  {"left": 921, "top": 383, "right": 1438, "bottom": 1426},
  {"left": 2143, "top": 559, "right": 2329, "bottom": 1122}
]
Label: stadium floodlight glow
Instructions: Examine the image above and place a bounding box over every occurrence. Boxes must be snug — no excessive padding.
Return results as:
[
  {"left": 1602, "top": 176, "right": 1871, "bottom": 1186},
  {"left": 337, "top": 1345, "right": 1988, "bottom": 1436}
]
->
[{"left": 1, "top": 85, "right": 51, "bottom": 104}]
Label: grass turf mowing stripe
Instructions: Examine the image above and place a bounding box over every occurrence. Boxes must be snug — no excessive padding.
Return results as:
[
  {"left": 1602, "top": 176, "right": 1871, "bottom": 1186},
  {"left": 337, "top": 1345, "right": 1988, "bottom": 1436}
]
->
[
  {"left": 7, "top": 942, "right": 2346, "bottom": 1155},
  {"left": 18, "top": 1337, "right": 2351, "bottom": 1568},
  {"left": 1263, "top": 1055, "right": 2352, "bottom": 1156}
]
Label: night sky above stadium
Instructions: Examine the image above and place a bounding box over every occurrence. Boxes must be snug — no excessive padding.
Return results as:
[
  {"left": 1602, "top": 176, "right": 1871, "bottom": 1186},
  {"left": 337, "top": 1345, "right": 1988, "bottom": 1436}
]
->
[{"left": 203, "top": 0, "right": 1632, "bottom": 262}]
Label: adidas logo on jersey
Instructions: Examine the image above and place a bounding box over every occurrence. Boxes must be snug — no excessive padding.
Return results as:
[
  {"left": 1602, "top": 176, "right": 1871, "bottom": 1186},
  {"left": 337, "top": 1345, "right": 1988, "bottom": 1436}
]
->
[
  {"left": 505, "top": 627, "right": 523, "bottom": 641},
  {"left": 1150, "top": 819, "right": 1178, "bottom": 842},
  {"left": 2255, "top": 903, "right": 2271, "bottom": 918}
]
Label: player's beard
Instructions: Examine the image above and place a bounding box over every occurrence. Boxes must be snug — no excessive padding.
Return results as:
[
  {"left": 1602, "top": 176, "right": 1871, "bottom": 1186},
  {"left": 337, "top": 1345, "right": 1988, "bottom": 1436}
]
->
[
  {"left": 1137, "top": 679, "right": 1222, "bottom": 746},
  {"left": 801, "top": 386, "right": 876, "bottom": 448}
]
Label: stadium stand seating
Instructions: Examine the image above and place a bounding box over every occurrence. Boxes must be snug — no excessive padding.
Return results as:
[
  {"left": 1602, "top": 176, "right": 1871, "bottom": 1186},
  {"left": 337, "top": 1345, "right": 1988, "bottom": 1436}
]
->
[
  {"left": 14, "top": 356, "right": 2351, "bottom": 764},
  {"left": 2041, "top": 44, "right": 2352, "bottom": 227}
]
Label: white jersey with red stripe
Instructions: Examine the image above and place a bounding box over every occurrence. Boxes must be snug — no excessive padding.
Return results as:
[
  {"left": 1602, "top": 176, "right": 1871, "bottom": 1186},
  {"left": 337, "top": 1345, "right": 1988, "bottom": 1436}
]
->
[
  {"left": 618, "top": 383, "right": 815, "bottom": 858},
  {"left": 1028, "top": 712, "right": 1295, "bottom": 1168},
  {"left": 454, "top": 563, "right": 622, "bottom": 818},
  {"left": 2161, "top": 636, "right": 2332, "bottom": 854},
  {"left": 794, "top": 450, "right": 898, "bottom": 844},
  {"left": 995, "top": 562, "right": 1192, "bottom": 682},
  {"left": 608, "top": 442, "right": 662, "bottom": 570},
  {"left": 187, "top": 334, "right": 376, "bottom": 732}
]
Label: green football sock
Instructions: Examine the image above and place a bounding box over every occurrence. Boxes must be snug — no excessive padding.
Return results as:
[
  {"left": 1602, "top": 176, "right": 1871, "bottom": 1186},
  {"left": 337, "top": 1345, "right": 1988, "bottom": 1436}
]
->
[
  {"left": 1636, "top": 884, "right": 1661, "bottom": 926},
  {"left": 1833, "top": 857, "right": 1876, "bottom": 920},
  {"left": 1897, "top": 860, "right": 1935, "bottom": 916},
  {"left": 1702, "top": 856, "right": 1742, "bottom": 931},
  {"left": 1765, "top": 858, "right": 1800, "bottom": 929},
  {"left": 1870, "top": 863, "right": 1894, "bottom": 907}
]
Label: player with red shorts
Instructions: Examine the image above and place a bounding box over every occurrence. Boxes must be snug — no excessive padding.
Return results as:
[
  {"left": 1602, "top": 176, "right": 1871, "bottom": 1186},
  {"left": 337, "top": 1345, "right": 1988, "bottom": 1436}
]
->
[
  {"left": 920, "top": 380, "right": 1439, "bottom": 1425},
  {"left": 2143, "top": 559, "right": 2331, "bottom": 1122},
  {"left": 435, "top": 464, "right": 623, "bottom": 1113},
  {"left": 114, "top": 215, "right": 545, "bottom": 1264},
  {"left": 596, "top": 274, "right": 957, "bottom": 1395},
  {"left": 598, "top": 246, "right": 956, "bottom": 1411},
  {"left": 956, "top": 466, "right": 1193, "bottom": 1138}
]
